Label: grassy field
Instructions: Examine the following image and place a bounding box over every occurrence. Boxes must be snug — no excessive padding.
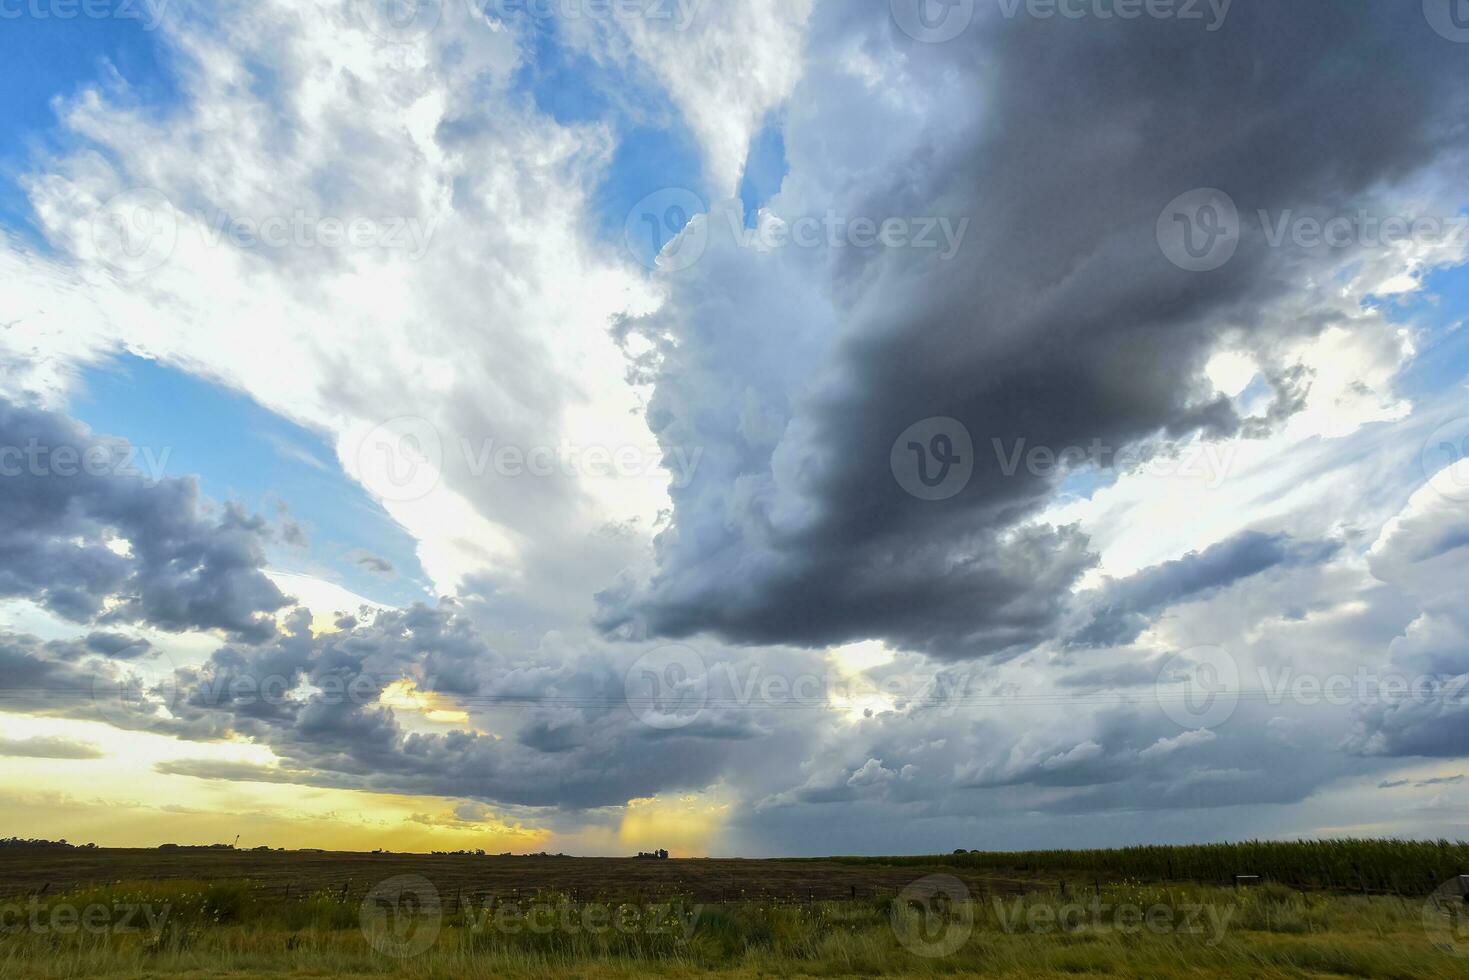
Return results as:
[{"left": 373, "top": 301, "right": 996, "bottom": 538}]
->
[
  {"left": 1, "top": 841, "right": 1466, "bottom": 978},
  {"left": 0, "top": 849, "right": 1025, "bottom": 904}
]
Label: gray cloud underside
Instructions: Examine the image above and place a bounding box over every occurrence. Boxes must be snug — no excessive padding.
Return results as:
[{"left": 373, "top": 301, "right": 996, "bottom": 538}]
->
[
  {"left": 1068, "top": 531, "right": 1341, "bottom": 648},
  {"left": 0, "top": 399, "right": 288, "bottom": 642},
  {"left": 0, "top": 735, "right": 103, "bottom": 760}
]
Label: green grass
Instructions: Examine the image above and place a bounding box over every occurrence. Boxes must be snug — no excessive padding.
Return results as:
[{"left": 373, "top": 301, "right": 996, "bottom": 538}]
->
[{"left": 2, "top": 876, "right": 1467, "bottom": 978}]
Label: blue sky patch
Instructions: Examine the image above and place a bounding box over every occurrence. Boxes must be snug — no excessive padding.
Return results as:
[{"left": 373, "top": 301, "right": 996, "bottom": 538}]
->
[
  {"left": 738, "top": 113, "right": 788, "bottom": 227},
  {"left": 507, "top": 18, "right": 613, "bottom": 126},
  {"left": 1377, "top": 260, "right": 1469, "bottom": 398},
  {"left": 70, "top": 355, "right": 432, "bottom": 610},
  {"left": 0, "top": 6, "right": 182, "bottom": 241}
]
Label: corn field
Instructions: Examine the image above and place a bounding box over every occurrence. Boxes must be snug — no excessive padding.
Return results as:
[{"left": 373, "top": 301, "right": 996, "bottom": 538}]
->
[{"left": 819, "top": 839, "right": 1469, "bottom": 895}]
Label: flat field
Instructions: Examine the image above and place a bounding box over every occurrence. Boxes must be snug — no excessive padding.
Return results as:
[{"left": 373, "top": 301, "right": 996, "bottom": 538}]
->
[
  {"left": 0, "top": 848, "right": 1026, "bottom": 904},
  {"left": 1, "top": 841, "right": 1466, "bottom": 978}
]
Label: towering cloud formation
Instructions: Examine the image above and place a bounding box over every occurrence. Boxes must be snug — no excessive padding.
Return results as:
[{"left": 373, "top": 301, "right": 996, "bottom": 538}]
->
[{"left": 600, "top": 3, "right": 1469, "bottom": 660}]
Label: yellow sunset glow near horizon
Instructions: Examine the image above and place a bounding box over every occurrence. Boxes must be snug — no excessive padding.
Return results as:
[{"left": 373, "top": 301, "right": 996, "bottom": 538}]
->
[
  {"left": 0, "top": 710, "right": 737, "bottom": 856},
  {"left": 0, "top": 711, "right": 546, "bottom": 852}
]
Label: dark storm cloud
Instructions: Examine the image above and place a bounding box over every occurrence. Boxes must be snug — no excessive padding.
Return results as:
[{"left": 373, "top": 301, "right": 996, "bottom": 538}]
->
[
  {"left": 0, "top": 632, "right": 179, "bottom": 730},
  {"left": 739, "top": 681, "right": 1372, "bottom": 845},
  {"left": 0, "top": 399, "right": 288, "bottom": 642},
  {"left": 77, "top": 632, "right": 155, "bottom": 661},
  {"left": 1345, "top": 695, "right": 1469, "bottom": 760},
  {"left": 862, "top": 695, "right": 1358, "bottom": 816},
  {"left": 1068, "top": 531, "right": 1341, "bottom": 647},
  {"left": 113, "top": 606, "right": 817, "bottom": 809},
  {"left": 599, "top": 2, "right": 1469, "bottom": 661},
  {"left": 0, "top": 634, "right": 104, "bottom": 700}
]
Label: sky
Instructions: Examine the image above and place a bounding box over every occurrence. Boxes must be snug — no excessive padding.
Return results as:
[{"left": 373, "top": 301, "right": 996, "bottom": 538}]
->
[{"left": 0, "top": 0, "right": 1467, "bottom": 857}]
